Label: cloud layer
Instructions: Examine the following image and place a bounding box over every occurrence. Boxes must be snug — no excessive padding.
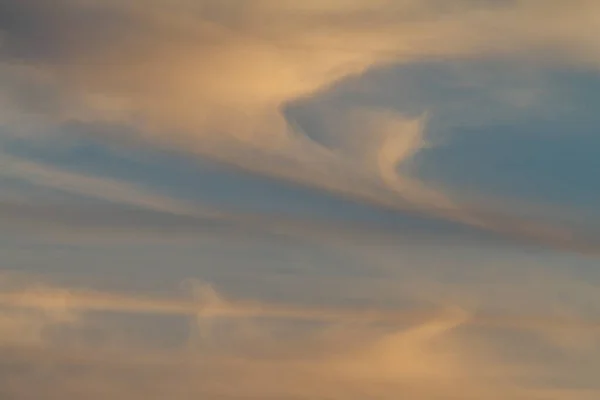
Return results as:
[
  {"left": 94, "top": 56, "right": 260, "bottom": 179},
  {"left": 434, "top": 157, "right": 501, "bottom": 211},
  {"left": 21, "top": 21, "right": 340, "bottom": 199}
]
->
[
  {"left": 1, "top": 0, "right": 600, "bottom": 251},
  {"left": 0, "top": 274, "right": 598, "bottom": 400},
  {"left": 1, "top": 3, "right": 600, "bottom": 399}
]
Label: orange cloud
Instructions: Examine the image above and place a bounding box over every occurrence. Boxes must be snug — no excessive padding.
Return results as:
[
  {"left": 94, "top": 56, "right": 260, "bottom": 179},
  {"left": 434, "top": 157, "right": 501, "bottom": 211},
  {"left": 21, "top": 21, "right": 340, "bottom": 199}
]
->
[
  {"left": 1, "top": 0, "right": 599, "bottom": 251},
  {"left": 0, "top": 274, "right": 598, "bottom": 399}
]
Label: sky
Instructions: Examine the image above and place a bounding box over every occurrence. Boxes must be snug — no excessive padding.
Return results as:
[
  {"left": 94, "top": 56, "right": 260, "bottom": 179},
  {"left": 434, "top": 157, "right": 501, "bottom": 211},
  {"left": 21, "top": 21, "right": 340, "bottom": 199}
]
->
[{"left": 0, "top": 0, "right": 599, "bottom": 398}]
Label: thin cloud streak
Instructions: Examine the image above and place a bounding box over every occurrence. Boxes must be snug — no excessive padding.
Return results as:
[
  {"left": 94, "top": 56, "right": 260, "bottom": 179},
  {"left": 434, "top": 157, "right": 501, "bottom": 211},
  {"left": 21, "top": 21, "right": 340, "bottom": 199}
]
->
[
  {"left": 0, "top": 275, "right": 598, "bottom": 400},
  {"left": 0, "top": 281, "right": 598, "bottom": 332},
  {"left": 1, "top": 151, "right": 598, "bottom": 255},
  {"left": 0, "top": 152, "right": 212, "bottom": 217}
]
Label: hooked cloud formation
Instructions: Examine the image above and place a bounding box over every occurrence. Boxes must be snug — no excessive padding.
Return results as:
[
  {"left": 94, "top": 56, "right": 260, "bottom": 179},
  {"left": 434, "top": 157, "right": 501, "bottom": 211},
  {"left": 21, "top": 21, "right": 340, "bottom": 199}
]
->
[{"left": 1, "top": 0, "right": 599, "bottom": 250}]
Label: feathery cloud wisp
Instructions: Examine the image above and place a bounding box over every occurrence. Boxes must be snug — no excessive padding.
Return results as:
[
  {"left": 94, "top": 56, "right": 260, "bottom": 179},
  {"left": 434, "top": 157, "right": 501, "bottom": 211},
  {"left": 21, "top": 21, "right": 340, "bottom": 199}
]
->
[{"left": 1, "top": 0, "right": 600, "bottom": 247}]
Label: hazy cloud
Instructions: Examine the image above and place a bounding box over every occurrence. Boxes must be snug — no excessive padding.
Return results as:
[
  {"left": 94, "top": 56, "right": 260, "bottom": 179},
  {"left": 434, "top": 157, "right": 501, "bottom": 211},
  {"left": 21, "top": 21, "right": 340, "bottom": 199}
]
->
[
  {"left": 1, "top": 3, "right": 599, "bottom": 398},
  {"left": 1, "top": 0, "right": 599, "bottom": 250},
  {"left": 0, "top": 274, "right": 597, "bottom": 399}
]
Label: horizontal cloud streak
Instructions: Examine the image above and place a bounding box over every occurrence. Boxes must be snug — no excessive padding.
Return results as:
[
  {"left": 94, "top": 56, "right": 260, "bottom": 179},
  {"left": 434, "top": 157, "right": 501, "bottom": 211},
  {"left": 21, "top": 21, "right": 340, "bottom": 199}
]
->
[
  {"left": 0, "top": 274, "right": 598, "bottom": 400},
  {"left": 0, "top": 152, "right": 212, "bottom": 217},
  {"left": 0, "top": 277, "right": 598, "bottom": 332},
  {"left": 1, "top": 151, "right": 598, "bottom": 254}
]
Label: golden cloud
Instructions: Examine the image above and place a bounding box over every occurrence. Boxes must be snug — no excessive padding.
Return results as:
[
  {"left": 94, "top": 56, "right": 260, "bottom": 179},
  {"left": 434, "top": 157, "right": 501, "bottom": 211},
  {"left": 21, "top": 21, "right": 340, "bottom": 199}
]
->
[
  {"left": 0, "top": 274, "right": 598, "bottom": 399},
  {"left": 1, "top": 0, "right": 599, "bottom": 250}
]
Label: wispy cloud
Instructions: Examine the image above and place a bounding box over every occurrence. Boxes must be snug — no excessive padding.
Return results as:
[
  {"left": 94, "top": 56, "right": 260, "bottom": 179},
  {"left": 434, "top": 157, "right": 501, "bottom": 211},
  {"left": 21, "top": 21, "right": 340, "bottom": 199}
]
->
[
  {"left": 0, "top": 275, "right": 598, "bottom": 336},
  {"left": 1, "top": 148, "right": 598, "bottom": 254},
  {"left": 0, "top": 3, "right": 599, "bottom": 398},
  {"left": 0, "top": 153, "right": 214, "bottom": 216},
  {"left": 1, "top": 0, "right": 599, "bottom": 251},
  {"left": 0, "top": 274, "right": 598, "bottom": 399}
]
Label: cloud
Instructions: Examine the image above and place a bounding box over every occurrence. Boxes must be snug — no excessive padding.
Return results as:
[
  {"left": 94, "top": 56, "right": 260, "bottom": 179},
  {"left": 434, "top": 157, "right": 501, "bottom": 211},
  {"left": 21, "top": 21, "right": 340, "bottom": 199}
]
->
[
  {"left": 0, "top": 274, "right": 81, "bottom": 347},
  {"left": 1, "top": 0, "right": 599, "bottom": 252},
  {"left": 0, "top": 307, "right": 79, "bottom": 347},
  {"left": 0, "top": 274, "right": 598, "bottom": 399},
  {"left": 0, "top": 275, "right": 598, "bottom": 334},
  {"left": 2, "top": 146, "right": 582, "bottom": 252},
  {"left": 1, "top": 3, "right": 599, "bottom": 396},
  {"left": 0, "top": 152, "right": 212, "bottom": 217},
  {"left": 2, "top": 123, "right": 596, "bottom": 254}
]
